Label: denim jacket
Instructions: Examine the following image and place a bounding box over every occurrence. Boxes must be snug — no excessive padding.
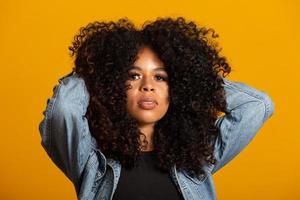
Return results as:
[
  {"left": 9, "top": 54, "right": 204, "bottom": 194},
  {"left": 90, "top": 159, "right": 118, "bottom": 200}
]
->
[{"left": 38, "top": 71, "right": 274, "bottom": 200}]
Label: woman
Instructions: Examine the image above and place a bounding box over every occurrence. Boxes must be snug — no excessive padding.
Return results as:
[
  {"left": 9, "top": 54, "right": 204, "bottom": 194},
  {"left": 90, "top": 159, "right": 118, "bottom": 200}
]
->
[{"left": 39, "top": 17, "right": 275, "bottom": 200}]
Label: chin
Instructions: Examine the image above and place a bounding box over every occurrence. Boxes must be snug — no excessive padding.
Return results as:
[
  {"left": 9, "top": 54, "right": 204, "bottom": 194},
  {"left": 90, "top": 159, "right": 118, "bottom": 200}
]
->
[
  {"left": 128, "top": 109, "right": 166, "bottom": 125},
  {"left": 136, "top": 118, "right": 158, "bottom": 125},
  {"left": 133, "top": 114, "right": 161, "bottom": 124}
]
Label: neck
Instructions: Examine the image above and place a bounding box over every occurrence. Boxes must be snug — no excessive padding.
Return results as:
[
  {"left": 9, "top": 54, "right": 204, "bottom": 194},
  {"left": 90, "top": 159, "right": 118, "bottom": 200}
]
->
[{"left": 138, "top": 123, "right": 155, "bottom": 151}]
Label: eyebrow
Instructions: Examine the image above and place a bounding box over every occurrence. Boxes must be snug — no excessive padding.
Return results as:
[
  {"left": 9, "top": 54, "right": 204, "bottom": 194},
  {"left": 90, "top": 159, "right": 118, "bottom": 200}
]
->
[{"left": 127, "top": 66, "right": 167, "bottom": 72}]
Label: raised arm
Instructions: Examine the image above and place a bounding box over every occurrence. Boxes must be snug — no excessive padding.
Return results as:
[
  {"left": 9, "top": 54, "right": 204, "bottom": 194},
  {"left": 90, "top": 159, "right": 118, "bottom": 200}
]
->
[
  {"left": 211, "top": 78, "right": 275, "bottom": 174},
  {"left": 38, "top": 72, "right": 98, "bottom": 188}
]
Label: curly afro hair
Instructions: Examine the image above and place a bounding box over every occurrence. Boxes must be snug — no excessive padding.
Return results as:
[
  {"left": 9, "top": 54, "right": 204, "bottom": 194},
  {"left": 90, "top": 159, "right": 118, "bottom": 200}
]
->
[{"left": 68, "top": 17, "right": 231, "bottom": 177}]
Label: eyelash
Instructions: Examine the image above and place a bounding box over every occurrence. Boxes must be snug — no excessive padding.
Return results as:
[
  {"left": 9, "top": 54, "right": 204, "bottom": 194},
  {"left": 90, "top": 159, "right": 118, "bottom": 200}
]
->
[{"left": 128, "top": 73, "right": 168, "bottom": 81}]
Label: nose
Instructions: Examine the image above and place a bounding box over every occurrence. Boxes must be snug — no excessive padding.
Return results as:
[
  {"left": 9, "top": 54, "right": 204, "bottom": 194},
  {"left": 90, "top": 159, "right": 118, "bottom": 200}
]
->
[
  {"left": 142, "top": 86, "right": 154, "bottom": 92},
  {"left": 140, "top": 77, "right": 155, "bottom": 92}
]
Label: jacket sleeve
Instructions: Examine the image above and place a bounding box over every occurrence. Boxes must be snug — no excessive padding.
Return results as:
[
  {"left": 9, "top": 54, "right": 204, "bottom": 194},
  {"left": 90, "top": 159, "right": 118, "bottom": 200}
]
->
[
  {"left": 38, "top": 72, "right": 97, "bottom": 186},
  {"left": 211, "top": 78, "right": 275, "bottom": 174}
]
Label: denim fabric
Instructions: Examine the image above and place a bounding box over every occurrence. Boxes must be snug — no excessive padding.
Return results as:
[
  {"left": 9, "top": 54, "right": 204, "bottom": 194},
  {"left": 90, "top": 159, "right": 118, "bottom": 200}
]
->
[{"left": 39, "top": 72, "right": 274, "bottom": 200}]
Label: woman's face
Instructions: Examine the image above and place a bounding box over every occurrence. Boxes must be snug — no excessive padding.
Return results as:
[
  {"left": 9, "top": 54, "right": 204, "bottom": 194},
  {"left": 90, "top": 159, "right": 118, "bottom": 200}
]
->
[{"left": 125, "top": 47, "right": 170, "bottom": 126}]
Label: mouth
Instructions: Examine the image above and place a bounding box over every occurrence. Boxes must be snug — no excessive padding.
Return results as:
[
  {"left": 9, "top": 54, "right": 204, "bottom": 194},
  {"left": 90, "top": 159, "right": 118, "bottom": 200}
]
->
[
  {"left": 138, "top": 101, "right": 157, "bottom": 110},
  {"left": 137, "top": 97, "right": 158, "bottom": 110}
]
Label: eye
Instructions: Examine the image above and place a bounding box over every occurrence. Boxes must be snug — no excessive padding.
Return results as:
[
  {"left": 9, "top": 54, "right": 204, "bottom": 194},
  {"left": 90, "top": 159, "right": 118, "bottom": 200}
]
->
[
  {"left": 127, "top": 72, "right": 168, "bottom": 82},
  {"left": 128, "top": 73, "right": 140, "bottom": 80},
  {"left": 155, "top": 75, "right": 168, "bottom": 81}
]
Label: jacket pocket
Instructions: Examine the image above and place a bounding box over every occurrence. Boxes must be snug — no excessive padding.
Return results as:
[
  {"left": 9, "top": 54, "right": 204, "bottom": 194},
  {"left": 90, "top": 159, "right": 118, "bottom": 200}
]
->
[{"left": 182, "top": 170, "right": 208, "bottom": 184}]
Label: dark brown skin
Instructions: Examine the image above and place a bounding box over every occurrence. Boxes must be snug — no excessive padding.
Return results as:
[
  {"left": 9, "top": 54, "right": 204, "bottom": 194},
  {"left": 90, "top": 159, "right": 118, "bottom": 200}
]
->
[{"left": 125, "top": 47, "right": 170, "bottom": 151}]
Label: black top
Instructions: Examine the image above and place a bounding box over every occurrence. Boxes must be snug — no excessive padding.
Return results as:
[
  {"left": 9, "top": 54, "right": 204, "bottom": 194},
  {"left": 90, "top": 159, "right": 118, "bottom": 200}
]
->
[{"left": 112, "top": 150, "right": 184, "bottom": 200}]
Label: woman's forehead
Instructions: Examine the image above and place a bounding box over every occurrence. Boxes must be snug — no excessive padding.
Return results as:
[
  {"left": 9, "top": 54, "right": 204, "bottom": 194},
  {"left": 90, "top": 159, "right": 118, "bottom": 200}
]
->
[
  {"left": 131, "top": 47, "right": 165, "bottom": 70},
  {"left": 127, "top": 65, "right": 166, "bottom": 72}
]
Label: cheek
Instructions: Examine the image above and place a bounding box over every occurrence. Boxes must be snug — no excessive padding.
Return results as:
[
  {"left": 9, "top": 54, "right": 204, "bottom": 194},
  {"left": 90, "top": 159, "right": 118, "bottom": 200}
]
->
[
  {"left": 158, "top": 89, "right": 170, "bottom": 110},
  {"left": 125, "top": 88, "right": 137, "bottom": 109},
  {"left": 126, "top": 91, "right": 133, "bottom": 104},
  {"left": 162, "top": 86, "right": 170, "bottom": 102},
  {"left": 163, "top": 97, "right": 170, "bottom": 109}
]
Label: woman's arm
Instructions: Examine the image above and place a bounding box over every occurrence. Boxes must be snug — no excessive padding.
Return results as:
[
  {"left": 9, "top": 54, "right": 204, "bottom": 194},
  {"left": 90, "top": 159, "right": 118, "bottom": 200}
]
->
[
  {"left": 38, "top": 72, "right": 97, "bottom": 187},
  {"left": 211, "top": 78, "right": 275, "bottom": 174}
]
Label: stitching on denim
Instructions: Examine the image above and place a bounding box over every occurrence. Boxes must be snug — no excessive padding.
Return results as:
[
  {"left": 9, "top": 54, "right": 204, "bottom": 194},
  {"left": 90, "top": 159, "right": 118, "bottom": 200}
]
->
[
  {"left": 48, "top": 82, "right": 63, "bottom": 159},
  {"left": 262, "top": 96, "right": 273, "bottom": 121},
  {"left": 213, "top": 113, "right": 238, "bottom": 173},
  {"left": 223, "top": 80, "right": 266, "bottom": 104},
  {"left": 183, "top": 170, "right": 208, "bottom": 185},
  {"left": 223, "top": 79, "right": 270, "bottom": 121}
]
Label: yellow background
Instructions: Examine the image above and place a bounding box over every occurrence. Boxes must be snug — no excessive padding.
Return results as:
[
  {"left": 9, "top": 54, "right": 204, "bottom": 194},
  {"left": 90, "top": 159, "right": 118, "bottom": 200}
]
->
[{"left": 0, "top": 0, "right": 299, "bottom": 199}]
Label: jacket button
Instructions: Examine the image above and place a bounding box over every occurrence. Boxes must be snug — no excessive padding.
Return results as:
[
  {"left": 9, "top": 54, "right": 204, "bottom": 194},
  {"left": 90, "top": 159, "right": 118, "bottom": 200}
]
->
[{"left": 97, "top": 171, "right": 102, "bottom": 177}]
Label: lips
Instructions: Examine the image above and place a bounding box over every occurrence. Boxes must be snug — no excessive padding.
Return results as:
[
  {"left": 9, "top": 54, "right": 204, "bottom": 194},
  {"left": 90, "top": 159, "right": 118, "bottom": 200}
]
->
[{"left": 137, "top": 97, "right": 157, "bottom": 110}]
